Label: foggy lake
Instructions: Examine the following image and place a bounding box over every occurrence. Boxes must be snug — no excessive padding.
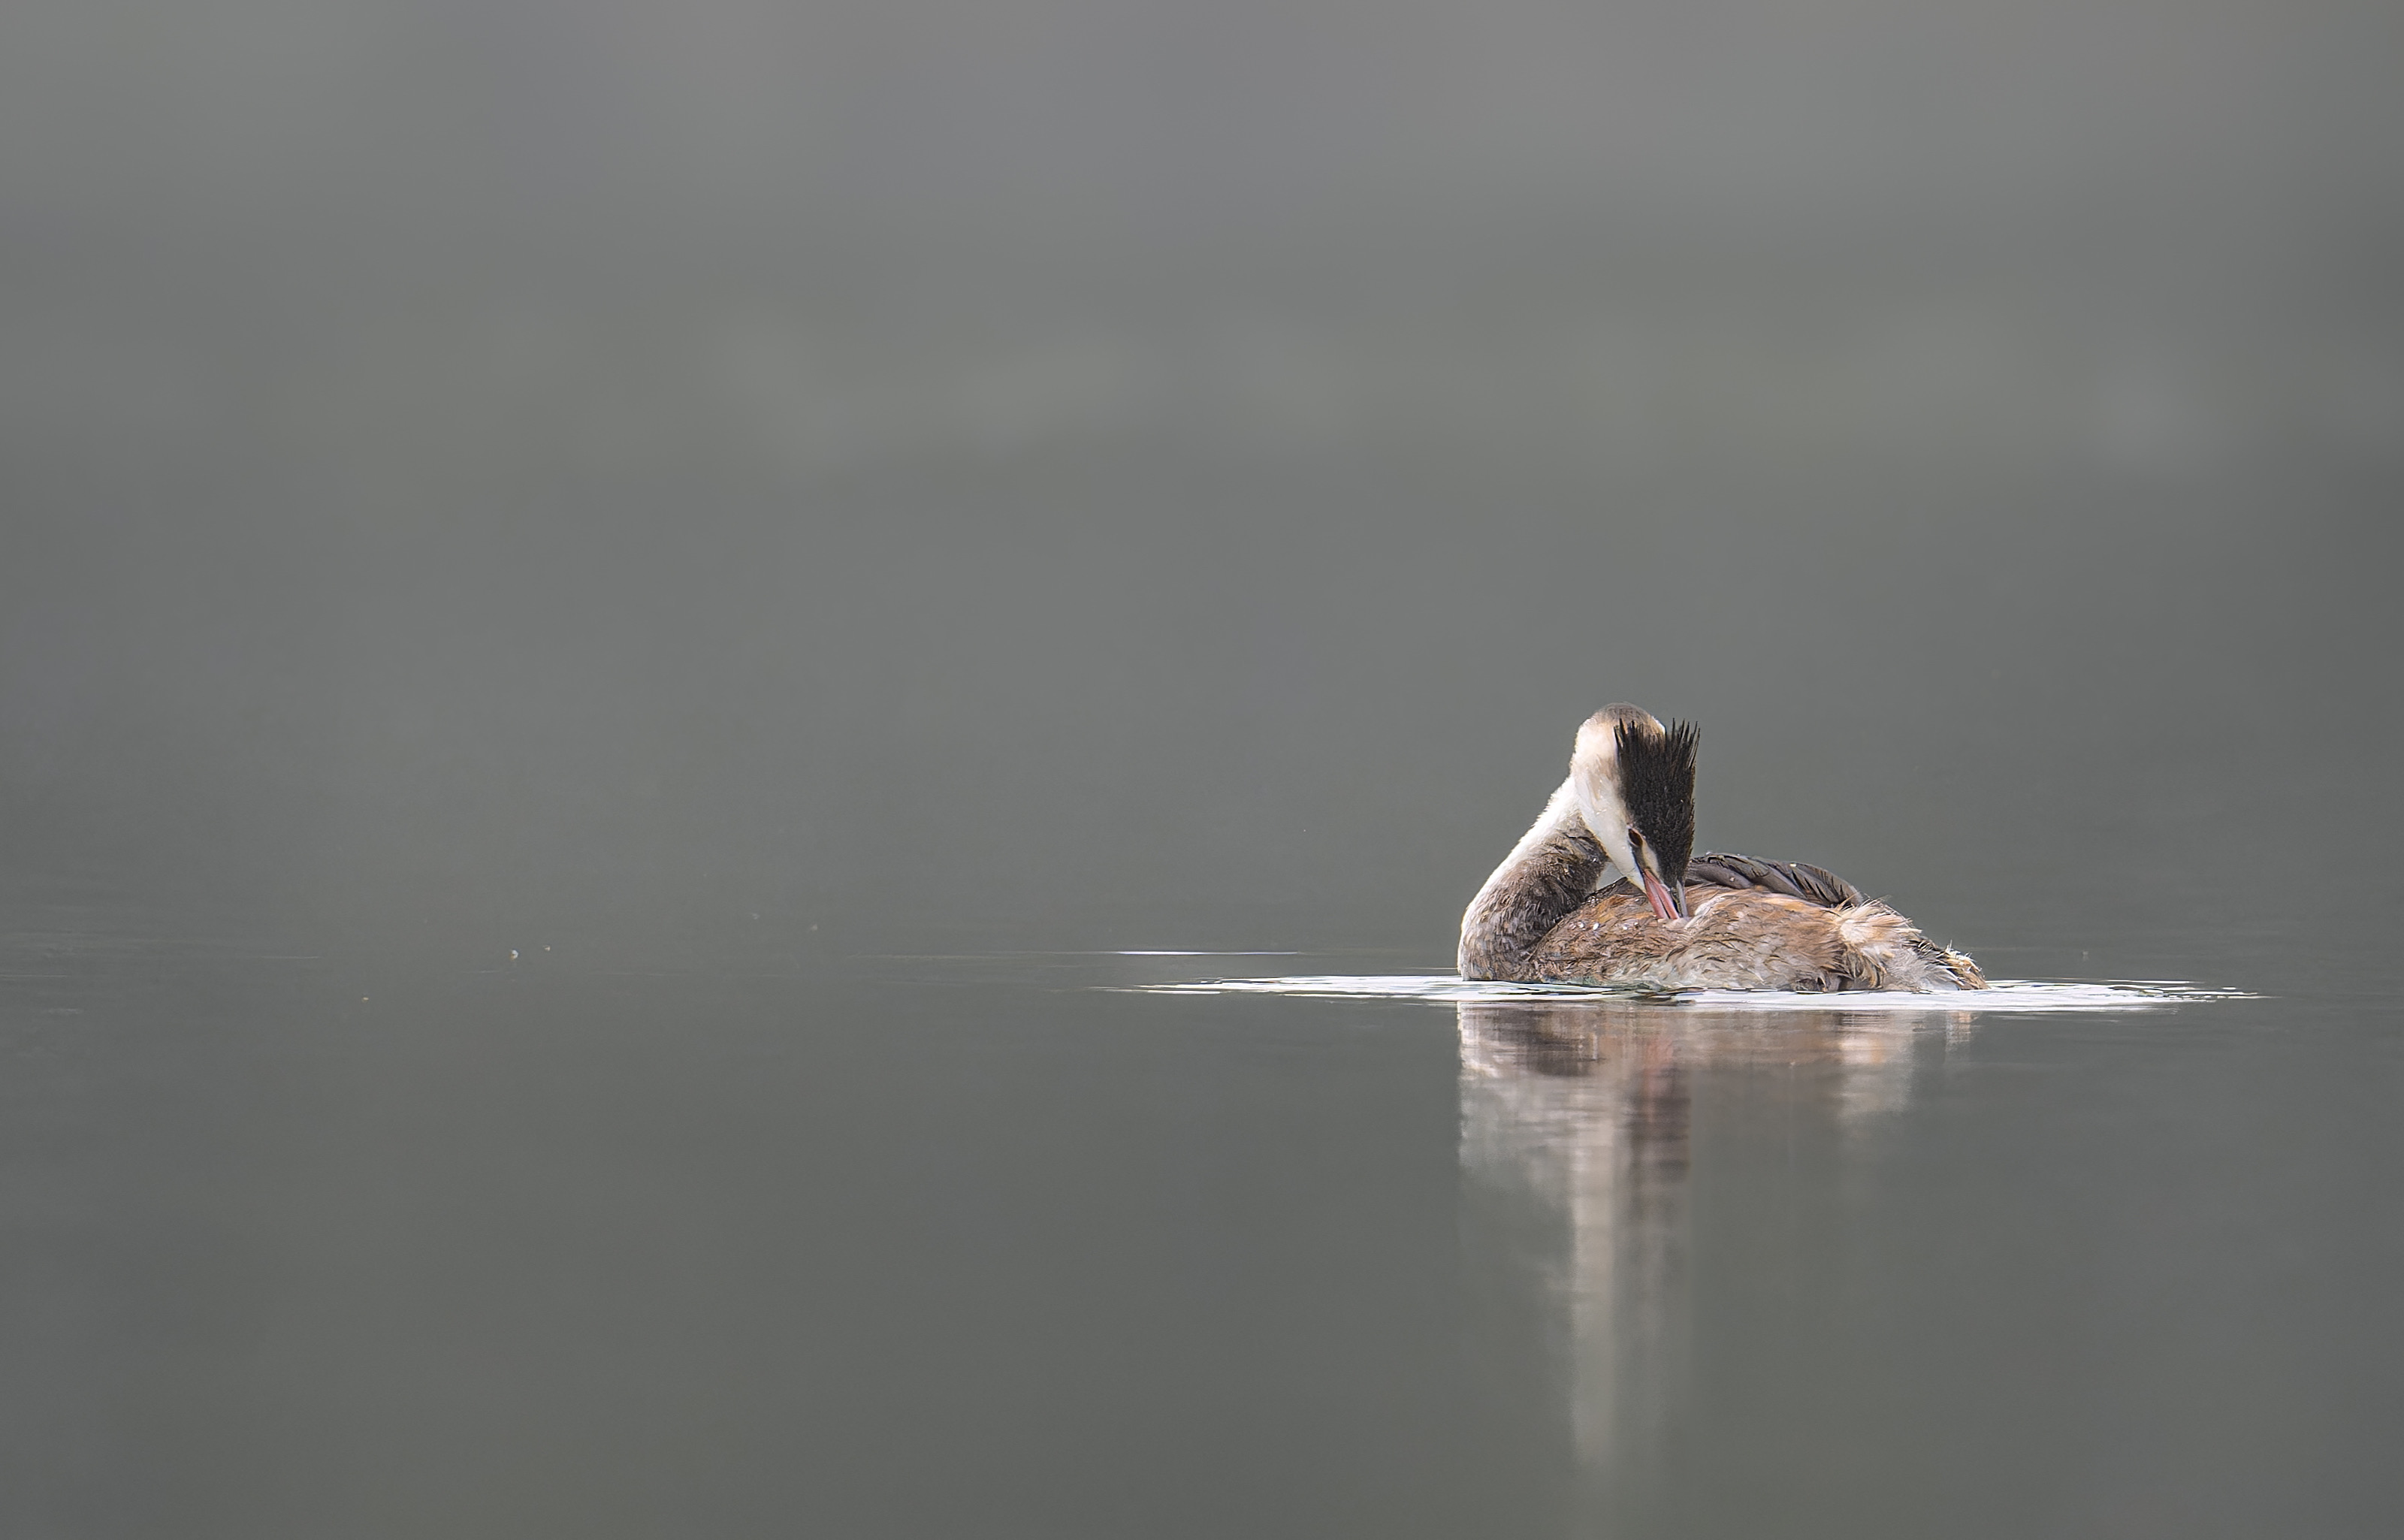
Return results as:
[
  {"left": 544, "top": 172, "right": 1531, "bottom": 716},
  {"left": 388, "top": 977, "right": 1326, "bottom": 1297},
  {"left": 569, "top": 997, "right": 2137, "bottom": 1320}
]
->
[{"left": 4, "top": 1, "right": 2401, "bottom": 1535}]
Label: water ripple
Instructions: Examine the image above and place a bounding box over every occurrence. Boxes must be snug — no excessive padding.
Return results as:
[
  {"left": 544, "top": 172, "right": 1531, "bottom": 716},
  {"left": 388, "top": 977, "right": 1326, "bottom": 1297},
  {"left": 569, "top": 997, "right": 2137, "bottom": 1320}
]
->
[{"left": 1135, "top": 975, "right": 2251, "bottom": 1012}]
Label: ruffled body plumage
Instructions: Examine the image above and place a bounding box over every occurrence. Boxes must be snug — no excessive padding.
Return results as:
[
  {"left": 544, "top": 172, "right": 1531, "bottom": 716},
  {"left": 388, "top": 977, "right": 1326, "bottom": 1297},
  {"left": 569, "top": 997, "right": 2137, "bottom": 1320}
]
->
[{"left": 1517, "top": 871, "right": 1985, "bottom": 992}]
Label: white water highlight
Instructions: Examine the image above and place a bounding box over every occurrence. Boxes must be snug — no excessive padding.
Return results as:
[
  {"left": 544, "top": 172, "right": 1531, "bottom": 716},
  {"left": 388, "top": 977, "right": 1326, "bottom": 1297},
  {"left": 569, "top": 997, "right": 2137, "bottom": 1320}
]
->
[{"left": 1137, "top": 975, "right": 2251, "bottom": 1013}]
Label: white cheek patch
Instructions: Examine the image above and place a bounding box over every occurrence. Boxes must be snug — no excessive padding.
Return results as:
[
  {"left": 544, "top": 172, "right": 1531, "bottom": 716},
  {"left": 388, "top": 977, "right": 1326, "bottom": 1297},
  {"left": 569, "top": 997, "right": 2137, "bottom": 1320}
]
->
[{"left": 1570, "top": 769, "right": 1638, "bottom": 888}]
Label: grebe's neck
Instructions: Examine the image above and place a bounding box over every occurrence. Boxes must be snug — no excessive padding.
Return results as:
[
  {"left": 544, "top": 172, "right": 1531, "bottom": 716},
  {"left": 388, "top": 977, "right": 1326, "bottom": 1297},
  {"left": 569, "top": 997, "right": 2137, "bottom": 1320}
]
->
[{"left": 1458, "top": 778, "right": 1619, "bottom": 980}]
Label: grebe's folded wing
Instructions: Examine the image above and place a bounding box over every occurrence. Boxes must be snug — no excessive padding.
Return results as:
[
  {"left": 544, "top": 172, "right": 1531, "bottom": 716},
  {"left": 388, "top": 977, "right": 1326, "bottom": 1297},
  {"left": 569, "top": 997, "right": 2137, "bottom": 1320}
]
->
[{"left": 1684, "top": 853, "right": 1865, "bottom": 910}]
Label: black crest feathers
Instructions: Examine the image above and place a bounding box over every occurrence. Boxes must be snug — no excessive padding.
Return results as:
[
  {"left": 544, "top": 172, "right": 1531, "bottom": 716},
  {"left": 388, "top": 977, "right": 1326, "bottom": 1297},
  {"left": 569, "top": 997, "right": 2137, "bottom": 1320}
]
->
[{"left": 1614, "top": 717, "right": 1699, "bottom": 882}]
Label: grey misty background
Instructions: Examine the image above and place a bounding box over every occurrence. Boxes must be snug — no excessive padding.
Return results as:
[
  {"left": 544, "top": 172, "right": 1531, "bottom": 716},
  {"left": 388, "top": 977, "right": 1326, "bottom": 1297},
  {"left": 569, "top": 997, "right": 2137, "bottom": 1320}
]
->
[{"left": 3, "top": 0, "right": 2399, "bottom": 977}]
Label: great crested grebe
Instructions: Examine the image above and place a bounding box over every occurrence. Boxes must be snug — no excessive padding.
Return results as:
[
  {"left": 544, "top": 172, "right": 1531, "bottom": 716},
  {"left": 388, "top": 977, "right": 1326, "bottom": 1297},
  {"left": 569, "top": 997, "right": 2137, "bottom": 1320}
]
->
[{"left": 1458, "top": 706, "right": 1984, "bottom": 992}]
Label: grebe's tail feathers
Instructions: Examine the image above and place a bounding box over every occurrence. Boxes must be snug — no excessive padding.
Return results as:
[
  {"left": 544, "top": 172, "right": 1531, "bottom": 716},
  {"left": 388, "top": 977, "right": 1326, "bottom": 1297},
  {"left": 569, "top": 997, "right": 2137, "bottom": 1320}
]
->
[{"left": 1829, "top": 904, "right": 1989, "bottom": 991}]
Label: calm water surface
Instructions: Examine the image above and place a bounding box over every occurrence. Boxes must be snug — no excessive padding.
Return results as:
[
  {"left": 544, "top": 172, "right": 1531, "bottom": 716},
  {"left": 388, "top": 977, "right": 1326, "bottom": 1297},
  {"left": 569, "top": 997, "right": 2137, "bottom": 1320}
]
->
[{"left": 4, "top": 910, "right": 2399, "bottom": 1536}]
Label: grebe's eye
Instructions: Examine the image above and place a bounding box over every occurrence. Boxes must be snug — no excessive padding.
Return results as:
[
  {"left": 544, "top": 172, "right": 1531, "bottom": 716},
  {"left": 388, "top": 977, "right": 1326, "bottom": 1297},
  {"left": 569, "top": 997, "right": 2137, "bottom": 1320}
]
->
[{"left": 1626, "top": 826, "right": 1645, "bottom": 850}]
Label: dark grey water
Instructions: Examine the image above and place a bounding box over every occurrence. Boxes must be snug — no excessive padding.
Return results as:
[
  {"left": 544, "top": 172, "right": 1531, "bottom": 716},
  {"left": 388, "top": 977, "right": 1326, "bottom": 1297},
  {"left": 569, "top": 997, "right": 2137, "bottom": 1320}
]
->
[{"left": 7, "top": 1, "right": 2404, "bottom": 1534}]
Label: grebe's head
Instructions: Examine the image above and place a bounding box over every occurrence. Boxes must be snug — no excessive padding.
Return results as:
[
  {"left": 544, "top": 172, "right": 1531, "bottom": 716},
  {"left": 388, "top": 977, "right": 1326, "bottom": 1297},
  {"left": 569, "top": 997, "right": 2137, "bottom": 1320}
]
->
[{"left": 1569, "top": 705, "right": 1699, "bottom": 921}]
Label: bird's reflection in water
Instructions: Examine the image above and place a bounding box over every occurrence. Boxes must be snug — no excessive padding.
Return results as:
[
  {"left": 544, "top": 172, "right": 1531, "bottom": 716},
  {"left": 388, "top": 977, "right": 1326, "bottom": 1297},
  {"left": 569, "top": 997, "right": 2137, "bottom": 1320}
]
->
[{"left": 1457, "top": 1001, "right": 1977, "bottom": 1472}]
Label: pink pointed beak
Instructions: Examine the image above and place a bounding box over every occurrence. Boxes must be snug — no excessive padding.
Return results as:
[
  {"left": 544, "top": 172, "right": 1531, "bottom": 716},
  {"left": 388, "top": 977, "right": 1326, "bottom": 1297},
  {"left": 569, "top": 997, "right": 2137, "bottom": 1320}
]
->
[{"left": 1641, "top": 866, "right": 1688, "bottom": 922}]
